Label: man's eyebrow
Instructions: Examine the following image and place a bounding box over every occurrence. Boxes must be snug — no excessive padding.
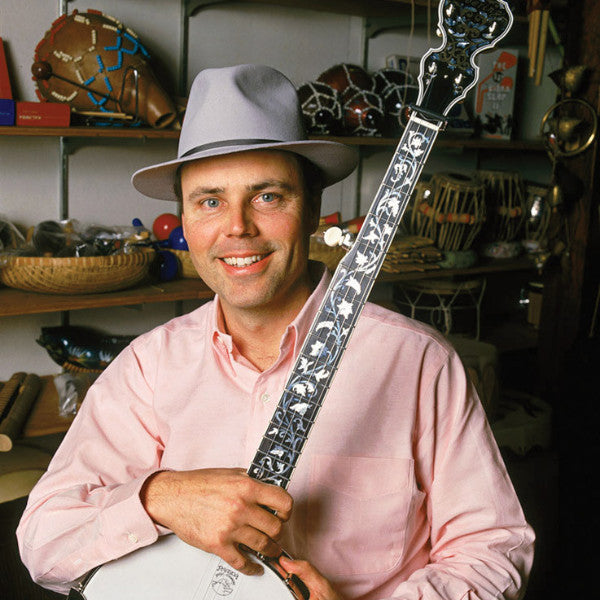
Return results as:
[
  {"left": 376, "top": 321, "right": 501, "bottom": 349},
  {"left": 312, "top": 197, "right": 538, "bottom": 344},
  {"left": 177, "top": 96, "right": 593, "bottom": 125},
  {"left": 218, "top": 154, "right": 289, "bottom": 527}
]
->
[
  {"left": 247, "top": 179, "right": 296, "bottom": 193},
  {"left": 187, "top": 186, "right": 225, "bottom": 200}
]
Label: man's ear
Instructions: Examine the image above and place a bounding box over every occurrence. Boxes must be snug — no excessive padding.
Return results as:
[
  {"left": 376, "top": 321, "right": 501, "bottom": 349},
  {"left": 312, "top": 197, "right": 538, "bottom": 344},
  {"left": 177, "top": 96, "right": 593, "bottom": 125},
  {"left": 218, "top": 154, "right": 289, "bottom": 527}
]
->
[{"left": 308, "top": 194, "right": 322, "bottom": 235}]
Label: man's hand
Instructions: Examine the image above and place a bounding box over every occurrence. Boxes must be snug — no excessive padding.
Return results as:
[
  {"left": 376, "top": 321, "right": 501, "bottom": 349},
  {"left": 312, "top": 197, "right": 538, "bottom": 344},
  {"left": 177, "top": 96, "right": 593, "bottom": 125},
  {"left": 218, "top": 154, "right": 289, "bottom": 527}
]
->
[
  {"left": 140, "top": 468, "right": 293, "bottom": 575},
  {"left": 279, "top": 556, "right": 344, "bottom": 600}
]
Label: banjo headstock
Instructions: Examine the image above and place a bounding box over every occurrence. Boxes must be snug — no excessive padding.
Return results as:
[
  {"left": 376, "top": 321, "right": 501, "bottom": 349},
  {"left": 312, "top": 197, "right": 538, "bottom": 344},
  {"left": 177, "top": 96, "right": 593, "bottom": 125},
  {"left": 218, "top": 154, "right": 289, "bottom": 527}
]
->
[{"left": 416, "top": 0, "right": 514, "bottom": 117}]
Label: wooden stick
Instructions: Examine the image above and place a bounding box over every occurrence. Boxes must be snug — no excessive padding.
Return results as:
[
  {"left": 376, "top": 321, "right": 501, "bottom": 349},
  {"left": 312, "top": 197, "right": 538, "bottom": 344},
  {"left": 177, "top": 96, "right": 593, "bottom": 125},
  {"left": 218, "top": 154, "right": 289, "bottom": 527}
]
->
[
  {"left": 0, "top": 374, "right": 42, "bottom": 451},
  {"left": 535, "top": 10, "right": 550, "bottom": 86},
  {"left": 529, "top": 9, "right": 542, "bottom": 78},
  {"left": 0, "top": 371, "right": 26, "bottom": 421},
  {"left": 528, "top": 11, "right": 535, "bottom": 62}
]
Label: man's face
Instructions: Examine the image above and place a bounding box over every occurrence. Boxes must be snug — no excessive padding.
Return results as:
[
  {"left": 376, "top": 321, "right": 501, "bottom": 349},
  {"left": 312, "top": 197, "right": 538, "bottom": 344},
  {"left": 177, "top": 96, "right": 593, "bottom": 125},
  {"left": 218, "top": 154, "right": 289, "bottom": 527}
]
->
[{"left": 181, "top": 150, "right": 320, "bottom": 317}]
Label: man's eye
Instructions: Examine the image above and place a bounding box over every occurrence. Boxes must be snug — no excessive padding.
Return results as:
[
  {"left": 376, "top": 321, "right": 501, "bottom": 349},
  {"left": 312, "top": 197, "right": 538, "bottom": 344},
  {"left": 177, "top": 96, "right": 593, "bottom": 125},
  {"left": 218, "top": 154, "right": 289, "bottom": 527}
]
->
[
  {"left": 258, "top": 193, "right": 277, "bottom": 203},
  {"left": 202, "top": 198, "right": 220, "bottom": 208}
]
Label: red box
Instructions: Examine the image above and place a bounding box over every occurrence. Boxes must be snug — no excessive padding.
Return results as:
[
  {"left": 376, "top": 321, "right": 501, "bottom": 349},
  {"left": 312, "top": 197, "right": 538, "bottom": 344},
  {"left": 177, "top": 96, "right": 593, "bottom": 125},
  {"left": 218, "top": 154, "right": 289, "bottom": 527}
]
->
[
  {"left": 16, "top": 101, "right": 70, "bottom": 127},
  {"left": 0, "top": 37, "right": 12, "bottom": 99}
]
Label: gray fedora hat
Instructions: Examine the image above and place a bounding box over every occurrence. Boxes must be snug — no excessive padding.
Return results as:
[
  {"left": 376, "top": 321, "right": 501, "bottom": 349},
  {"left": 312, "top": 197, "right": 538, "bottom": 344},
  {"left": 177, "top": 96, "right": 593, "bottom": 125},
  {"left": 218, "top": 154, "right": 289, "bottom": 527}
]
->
[{"left": 132, "top": 64, "right": 359, "bottom": 201}]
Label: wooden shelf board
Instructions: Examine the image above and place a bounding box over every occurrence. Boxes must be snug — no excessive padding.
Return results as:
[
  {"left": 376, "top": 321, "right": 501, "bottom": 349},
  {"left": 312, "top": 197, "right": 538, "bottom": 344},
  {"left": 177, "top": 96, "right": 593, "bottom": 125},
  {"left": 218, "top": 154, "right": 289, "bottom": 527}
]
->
[
  {"left": 0, "top": 278, "right": 214, "bottom": 317},
  {"left": 191, "top": 0, "right": 433, "bottom": 18},
  {"left": 313, "top": 135, "right": 546, "bottom": 151},
  {"left": 0, "top": 125, "right": 180, "bottom": 140},
  {"left": 0, "top": 126, "right": 545, "bottom": 151},
  {"left": 0, "top": 257, "right": 534, "bottom": 317},
  {"left": 378, "top": 256, "right": 536, "bottom": 282}
]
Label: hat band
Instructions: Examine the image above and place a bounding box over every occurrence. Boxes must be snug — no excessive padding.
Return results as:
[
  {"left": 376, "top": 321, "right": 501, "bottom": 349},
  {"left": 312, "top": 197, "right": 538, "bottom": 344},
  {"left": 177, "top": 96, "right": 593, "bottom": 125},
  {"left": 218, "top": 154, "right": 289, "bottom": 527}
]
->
[{"left": 180, "top": 138, "right": 286, "bottom": 158}]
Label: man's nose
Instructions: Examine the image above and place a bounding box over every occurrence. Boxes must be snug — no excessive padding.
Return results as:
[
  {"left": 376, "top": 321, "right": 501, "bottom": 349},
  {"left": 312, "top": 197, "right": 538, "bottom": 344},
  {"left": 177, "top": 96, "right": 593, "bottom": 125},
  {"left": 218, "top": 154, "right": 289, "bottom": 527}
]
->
[{"left": 226, "top": 203, "right": 257, "bottom": 236}]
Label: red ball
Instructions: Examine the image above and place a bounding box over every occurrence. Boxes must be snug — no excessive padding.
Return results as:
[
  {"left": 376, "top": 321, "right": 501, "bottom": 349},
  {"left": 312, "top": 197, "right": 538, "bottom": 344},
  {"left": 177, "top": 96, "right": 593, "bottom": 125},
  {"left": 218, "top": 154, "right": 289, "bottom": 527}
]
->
[{"left": 153, "top": 213, "right": 181, "bottom": 241}]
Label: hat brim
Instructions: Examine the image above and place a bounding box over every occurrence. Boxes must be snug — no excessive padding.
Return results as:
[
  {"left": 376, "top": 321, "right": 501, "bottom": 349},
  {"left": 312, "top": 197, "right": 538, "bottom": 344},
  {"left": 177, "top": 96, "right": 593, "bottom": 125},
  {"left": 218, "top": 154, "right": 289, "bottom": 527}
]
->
[{"left": 131, "top": 139, "right": 359, "bottom": 201}]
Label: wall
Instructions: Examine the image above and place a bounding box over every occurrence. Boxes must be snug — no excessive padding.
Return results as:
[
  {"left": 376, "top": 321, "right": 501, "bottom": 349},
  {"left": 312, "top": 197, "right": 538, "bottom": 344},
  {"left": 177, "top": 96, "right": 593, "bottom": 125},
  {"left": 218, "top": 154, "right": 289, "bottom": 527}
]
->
[{"left": 0, "top": 0, "right": 558, "bottom": 379}]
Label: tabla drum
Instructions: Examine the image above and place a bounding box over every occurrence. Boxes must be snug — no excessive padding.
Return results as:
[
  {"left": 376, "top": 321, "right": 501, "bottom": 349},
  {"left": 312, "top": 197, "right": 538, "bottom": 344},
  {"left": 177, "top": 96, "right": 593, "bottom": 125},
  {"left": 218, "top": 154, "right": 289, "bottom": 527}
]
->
[
  {"left": 408, "top": 173, "right": 486, "bottom": 252},
  {"left": 477, "top": 170, "right": 526, "bottom": 243}
]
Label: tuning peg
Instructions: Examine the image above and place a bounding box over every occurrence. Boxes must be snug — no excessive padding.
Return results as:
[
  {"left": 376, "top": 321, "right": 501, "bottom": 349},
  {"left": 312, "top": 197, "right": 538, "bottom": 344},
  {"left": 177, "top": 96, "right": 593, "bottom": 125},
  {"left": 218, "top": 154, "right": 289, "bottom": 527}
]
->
[{"left": 324, "top": 226, "right": 354, "bottom": 249}]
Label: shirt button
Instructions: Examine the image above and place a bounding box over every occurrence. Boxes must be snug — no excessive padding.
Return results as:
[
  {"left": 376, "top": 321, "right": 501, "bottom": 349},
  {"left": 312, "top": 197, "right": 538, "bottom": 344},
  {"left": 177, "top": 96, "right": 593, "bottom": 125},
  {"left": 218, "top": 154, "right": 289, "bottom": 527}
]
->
[
  {"left": 260, "top": 393, "right": 270, "bottom": 403},
  {"left": 127, "top": 532, "right": 138, "bottom": 544}
]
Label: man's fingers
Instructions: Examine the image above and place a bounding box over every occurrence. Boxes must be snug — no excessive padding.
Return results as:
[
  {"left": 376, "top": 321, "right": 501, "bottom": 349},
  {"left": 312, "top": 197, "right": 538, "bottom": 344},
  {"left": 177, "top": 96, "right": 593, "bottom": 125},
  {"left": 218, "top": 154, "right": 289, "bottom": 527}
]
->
[
  {"left": 245, "top": 503, "right": 285, "bottom": 541},
  {"left": 221, "top": 545, "right": 264, "bottom": 576},
  {"left": 236, "top": 525, "right": 282, "bottom": 558},
  {"left": 279, "top": 556, "right": 343, "bottom": 600},
  {"left": 252, "top": 480, "right": 294, "bottom": 521}
]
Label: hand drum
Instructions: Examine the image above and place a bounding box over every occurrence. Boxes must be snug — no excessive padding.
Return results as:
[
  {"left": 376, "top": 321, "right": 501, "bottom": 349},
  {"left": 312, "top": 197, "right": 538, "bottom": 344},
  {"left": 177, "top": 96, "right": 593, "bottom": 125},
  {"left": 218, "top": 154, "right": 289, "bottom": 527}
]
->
[{"left": 32, "top": 10, "right": 177, "bottom": 128}]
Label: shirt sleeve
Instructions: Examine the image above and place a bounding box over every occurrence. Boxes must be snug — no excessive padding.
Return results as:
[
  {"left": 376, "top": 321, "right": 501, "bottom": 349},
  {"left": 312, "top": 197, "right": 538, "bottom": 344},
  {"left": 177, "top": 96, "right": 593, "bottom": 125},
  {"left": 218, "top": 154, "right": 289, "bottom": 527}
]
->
[
  {"left": 16, "top": 341, "right": 167, "bottom": 594},
  {"left": 389, "top": 349, "right": 535, "bottom": 600}
]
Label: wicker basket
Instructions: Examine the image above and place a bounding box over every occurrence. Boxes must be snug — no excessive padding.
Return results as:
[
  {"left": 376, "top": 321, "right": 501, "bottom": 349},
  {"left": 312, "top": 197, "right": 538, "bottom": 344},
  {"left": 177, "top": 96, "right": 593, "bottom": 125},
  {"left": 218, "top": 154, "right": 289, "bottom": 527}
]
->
[
  {"left": 0, "top": 248, "right": 156, "bottom": 294},
  {"left": 170, "top": 249, "right": 200, "bottom": 278},
  {"left": 310, "top": 234, "right": 442, "bottom": 274}
]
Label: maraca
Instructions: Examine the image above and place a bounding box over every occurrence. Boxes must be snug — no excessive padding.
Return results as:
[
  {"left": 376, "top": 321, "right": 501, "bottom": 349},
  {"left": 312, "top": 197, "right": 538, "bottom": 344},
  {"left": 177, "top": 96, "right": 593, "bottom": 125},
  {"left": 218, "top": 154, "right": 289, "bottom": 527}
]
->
[
  {"left": 153, "top": 213, "right": 181, "bottom": 241},
  {"left": 168, "top": 226, "right": 189, "bottom": 251}
]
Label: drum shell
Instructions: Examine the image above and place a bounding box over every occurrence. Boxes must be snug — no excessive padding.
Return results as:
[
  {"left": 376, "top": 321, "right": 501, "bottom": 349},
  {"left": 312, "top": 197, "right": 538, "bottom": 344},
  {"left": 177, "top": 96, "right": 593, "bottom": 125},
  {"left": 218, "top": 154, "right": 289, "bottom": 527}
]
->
[
  {"left": 33, "top": 11, "right": 177, "bottom": 128},
  {"left": 408, "top": 173, "right": 486, "bottom": 252}
]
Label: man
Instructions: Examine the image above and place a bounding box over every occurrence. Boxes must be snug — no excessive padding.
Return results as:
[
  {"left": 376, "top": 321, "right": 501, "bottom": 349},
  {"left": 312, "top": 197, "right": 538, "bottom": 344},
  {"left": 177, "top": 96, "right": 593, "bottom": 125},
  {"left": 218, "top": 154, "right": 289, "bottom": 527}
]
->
[{"left": 17, "top": 65, "right": 534, "bottom": 600}]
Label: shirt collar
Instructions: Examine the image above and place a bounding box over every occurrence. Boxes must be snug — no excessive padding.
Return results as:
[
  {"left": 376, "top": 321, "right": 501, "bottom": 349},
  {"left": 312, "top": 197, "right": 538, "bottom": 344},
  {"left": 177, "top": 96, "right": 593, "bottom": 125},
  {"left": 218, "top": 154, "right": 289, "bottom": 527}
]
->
[{"left": 209, "top": 261, "right": 332, "bottom": 364}]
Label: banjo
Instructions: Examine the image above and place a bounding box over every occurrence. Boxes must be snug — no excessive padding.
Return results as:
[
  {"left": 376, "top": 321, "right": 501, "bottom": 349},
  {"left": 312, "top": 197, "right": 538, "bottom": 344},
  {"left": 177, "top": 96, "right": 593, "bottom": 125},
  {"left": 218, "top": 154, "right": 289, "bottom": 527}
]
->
[{"left": 69, "top": 2, "right": 513, "bottom": 598}]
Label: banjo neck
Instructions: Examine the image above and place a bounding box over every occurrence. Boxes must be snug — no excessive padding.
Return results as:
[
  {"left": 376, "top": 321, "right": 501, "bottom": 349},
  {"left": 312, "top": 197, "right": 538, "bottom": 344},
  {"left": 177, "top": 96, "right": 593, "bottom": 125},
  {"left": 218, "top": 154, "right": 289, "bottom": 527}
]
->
[
  {"left": 247, "top": 113, "right": 442, "bottom": 489},
  {"left": 248, "top": 0, "right": 516, "bottom": 490}
]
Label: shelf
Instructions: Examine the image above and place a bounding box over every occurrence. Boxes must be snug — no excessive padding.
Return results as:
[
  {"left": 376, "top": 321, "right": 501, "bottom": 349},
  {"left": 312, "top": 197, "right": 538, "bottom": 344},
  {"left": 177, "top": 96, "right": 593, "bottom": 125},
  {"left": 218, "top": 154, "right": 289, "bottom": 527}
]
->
[
  {"left": 378, "top": 256, "right": 536, "bottom": 283},
  {"left": 313, "top": 135, "right": 546, "bottom": 151},
  {"left": 0, "top": 257, "right": 535, "bottom": 317},
  {"left": 188, "top": 0, "right": 434, "bottom": 18},
  {"left": 0, "top": 126, "right": 545, "bottom": 152},
  {"left": 0, "top": 278, "right": 214, "bottom": 317},
  {"left": 0, "top": 125, "right": 180, "bottom": 140}
]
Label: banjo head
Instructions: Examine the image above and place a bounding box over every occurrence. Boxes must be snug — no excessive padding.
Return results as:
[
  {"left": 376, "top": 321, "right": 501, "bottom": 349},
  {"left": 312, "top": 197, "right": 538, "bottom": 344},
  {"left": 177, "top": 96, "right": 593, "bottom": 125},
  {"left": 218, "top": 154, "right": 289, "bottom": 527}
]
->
[{"left": 75, "top": 534, "right": 303, "bottom": 600}]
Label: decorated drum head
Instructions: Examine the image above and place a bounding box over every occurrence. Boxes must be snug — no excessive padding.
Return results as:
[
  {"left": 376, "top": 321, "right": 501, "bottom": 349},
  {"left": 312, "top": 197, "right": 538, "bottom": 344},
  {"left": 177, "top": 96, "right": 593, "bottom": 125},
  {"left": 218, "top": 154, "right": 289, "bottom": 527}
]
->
[
  {"left": 317, "top": 63, "right": 374, "bottom": 96},
  {"left": 341, "top": 88, "right": 384, "bottom": 137},
  {"left": 32, "top": 10, "right": 177, "bottom": 128},
  {"left": 297, "top": 81, "right": 343, "bottom": 135},
  {"left": 373, "top": 68, "right": 419, "bottom": 135}
]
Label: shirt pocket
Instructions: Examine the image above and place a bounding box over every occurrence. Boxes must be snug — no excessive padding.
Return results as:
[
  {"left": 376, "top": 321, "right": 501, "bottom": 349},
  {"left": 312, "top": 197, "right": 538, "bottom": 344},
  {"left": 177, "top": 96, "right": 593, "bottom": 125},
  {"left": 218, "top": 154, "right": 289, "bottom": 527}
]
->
[{"left": 305, "top": 454, "right": 424, "bottom": 576}]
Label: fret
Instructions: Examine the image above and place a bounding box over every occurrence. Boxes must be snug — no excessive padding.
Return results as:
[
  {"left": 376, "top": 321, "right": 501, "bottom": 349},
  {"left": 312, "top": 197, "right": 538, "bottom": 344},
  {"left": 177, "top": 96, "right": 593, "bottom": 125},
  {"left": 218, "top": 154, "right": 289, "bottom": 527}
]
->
[
  {"left": 259, "top": 431, "right": 305, "bottom": 457},
  {"left": 411, "top": 115, "right": 441, "bottom": 131}
]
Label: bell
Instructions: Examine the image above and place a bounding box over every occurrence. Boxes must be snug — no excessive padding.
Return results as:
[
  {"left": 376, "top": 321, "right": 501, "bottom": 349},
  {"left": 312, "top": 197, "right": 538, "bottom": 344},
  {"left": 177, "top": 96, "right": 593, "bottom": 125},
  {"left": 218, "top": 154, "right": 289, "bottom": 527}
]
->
[
  {"left": 558, "top": 117, "right": 585, "bottom": 142},
  {"left": 33, "top": 10, "right": 177, "bottom": 128},
  {"left": 549, "top": 65, "right": 589, "bottom": 97}
]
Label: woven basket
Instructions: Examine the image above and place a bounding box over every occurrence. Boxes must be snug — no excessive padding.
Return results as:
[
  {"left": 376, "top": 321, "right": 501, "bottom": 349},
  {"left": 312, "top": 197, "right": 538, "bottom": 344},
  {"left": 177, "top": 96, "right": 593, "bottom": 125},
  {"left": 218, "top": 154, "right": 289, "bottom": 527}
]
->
[
  {"left": 171, "top": 249, "right": 200, "bottom": 278},
  {"left": 310, "top": 234, "right": 442, "bottom": 274},
  {"left": 0, "top": 248, "right": 155, "bottom": 294}
]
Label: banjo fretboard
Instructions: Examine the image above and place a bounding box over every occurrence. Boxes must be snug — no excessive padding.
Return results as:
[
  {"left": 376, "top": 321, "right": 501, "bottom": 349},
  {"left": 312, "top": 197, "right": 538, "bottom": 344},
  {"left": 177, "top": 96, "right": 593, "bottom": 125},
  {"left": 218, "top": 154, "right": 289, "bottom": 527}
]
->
[{"left": 248, "top": 115, "right": 441, "bottom": 488}]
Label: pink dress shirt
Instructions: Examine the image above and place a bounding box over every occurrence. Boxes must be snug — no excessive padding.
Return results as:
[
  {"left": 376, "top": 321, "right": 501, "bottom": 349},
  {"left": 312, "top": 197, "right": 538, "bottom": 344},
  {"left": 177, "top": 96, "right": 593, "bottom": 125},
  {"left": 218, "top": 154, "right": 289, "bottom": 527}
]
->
[{"left": 17, "top": 269, "right": 534, "bottom": 599}]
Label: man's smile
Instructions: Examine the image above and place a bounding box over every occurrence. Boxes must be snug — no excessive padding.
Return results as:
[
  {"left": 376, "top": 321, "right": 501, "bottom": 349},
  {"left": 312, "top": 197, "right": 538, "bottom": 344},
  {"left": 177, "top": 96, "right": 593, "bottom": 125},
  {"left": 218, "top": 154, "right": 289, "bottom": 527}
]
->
[{"left": 220, "top": 253, "right": 271, "bottom": 268}]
